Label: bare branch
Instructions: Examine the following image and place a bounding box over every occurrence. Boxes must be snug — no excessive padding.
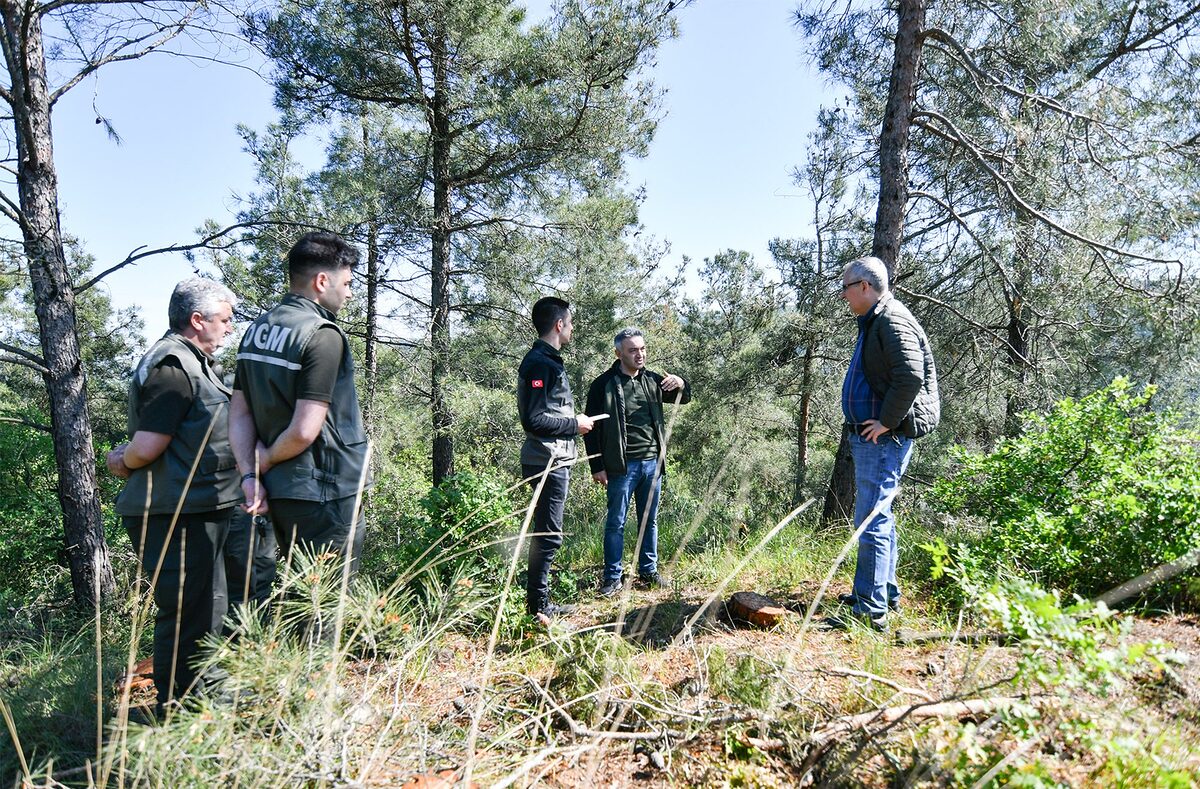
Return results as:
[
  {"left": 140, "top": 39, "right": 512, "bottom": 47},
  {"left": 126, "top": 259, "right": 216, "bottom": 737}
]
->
[
  {"left": 0, "top": 415, "right": 51, "bottom": 432},
  {"left": 1080, "top": 2, "right": 1200, "bottom": 83},
  {"left": 896, "top": 285, "right": 1032, "bottom": 367},
  {"left": 922, "top": 28, "right": 1103, "bottom": 125},
  {"left": 50, "top": 18, "right": 194, "bottom": 106},
  {"left": 0, "top": 340, "right": 47, "bottom": 370},
  {"left": 72, "top": 219, "right": 304, "bottom": 294},
  {"left": 915, "top": 108, "right": 1183, "bottom": 268}
]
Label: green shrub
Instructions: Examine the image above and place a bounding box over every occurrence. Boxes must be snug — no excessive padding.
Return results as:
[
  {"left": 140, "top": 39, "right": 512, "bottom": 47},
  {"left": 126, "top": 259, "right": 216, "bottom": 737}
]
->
[
  {"left": 418, "top": 468, "right": 520, "bottom": 578},
  {"left": 932, "top": 378, "right": 1200, "bottom": 604}
]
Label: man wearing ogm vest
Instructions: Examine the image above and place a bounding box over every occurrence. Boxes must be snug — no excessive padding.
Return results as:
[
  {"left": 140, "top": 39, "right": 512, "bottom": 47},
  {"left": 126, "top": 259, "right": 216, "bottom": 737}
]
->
[
  {"left": 108, "top": 277, "right": 240, "bottom": 714},
  {"left": 230, "top": 232, "right": 370, "bottom": 579}
]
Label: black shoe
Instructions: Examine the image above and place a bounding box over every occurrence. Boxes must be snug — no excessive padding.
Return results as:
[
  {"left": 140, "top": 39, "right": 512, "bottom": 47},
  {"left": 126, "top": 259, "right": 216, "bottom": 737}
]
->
[
  {"left": 636, "top": 571, "right": 664, "bottom": 589},
  {"left": 823, "top": 612, "right": 888, "bottom": 633},
  {"left": 539, "top": 603, "right": 577, "bottom": 619},
  {"left": 598, "top": 580, "right": 622, "bottom": 598},
  {"left": 838, "top": 593, "right": 901, "bottom": 614}
]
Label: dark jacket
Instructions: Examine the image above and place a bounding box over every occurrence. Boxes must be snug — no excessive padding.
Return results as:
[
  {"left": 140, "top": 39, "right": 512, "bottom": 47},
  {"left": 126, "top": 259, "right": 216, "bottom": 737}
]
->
[
  {"left": 517, "top": 339, "right": 578, "bottom": 466},
  {"left": 860, "top": 293, "right": 940, "bottom": 438},
  {"left": 584, "top": 362, "right": 691, "bottom": 477},
  {"left": 115, "top": 333, "right": 241, "bottom": 516},
  {"left": 236, "top": 294, "right": 369, "bottom": 502}
]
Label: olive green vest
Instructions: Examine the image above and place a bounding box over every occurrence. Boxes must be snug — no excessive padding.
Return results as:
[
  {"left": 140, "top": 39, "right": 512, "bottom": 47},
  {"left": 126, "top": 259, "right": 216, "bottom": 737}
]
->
[
  {"left": 115, "top": 333, "right": 241, "bottom": 516},
  {"left": 237, "top": 294, "right": 369, "bottom": 502}
]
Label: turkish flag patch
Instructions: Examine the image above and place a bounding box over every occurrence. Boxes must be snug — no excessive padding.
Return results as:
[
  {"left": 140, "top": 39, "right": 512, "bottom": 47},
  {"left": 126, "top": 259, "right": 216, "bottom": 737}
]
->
[{"left": 531, "top": 379, "right": 544, "bottom": 388}]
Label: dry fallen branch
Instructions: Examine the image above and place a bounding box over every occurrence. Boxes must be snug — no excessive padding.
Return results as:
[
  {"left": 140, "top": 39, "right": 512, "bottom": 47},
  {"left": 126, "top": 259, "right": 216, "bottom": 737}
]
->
[
  {"left": 809, "top": 696, "right": 1024, "bottom": 747},
  {"left": 822, "top": 667, "right": 934, "bottom": 702},
  {"left": 896, "top": 629, "right": 1015, "bottom": 646},
  {"left": 521, "top": 675, "right": 684, "bottom": 743}
]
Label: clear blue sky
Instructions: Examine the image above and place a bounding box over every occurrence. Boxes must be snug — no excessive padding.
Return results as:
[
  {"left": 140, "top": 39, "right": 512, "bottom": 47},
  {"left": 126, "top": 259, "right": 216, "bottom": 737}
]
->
[{"left": 50, "top": 0, "right": 830, "bottom": 341}]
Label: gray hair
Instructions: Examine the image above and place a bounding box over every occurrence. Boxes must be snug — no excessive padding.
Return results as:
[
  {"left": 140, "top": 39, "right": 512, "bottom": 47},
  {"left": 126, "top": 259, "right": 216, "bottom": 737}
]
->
[
  {"left": 841, "top": 256, "right": 889, "bottom": 293},
  {"left": 168, "top": 276, "right": 238, "bottom": 331},
  {"left": 614, "top": 326, "right": 644, "bottom": 349}
]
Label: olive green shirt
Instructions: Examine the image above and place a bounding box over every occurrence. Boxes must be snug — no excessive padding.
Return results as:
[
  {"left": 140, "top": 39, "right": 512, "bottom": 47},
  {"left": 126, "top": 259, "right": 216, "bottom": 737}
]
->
[{"left": 619, "top": 370, "right": 659, "bottom": 460}]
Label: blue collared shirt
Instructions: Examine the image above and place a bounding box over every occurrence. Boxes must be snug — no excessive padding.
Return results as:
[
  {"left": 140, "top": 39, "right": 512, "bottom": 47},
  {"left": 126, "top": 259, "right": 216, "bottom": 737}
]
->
[{"left": 842, "top": 311, "right": 881, "bottom": 424}]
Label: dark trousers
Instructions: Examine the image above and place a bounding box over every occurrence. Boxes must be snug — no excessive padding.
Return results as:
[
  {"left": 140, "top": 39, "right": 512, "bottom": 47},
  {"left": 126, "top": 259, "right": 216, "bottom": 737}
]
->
[
  {"left": 221, "top": 511, "right": 277, "bottom": 616},
  {"left": 125, "top": 509, "right": 232, "bottom": 707},
  {"left": 522, "top": 464, "right": 569, "bottom": 614},
  {"left": 269, "top": 495, "right": 367, "bottom": 578}
]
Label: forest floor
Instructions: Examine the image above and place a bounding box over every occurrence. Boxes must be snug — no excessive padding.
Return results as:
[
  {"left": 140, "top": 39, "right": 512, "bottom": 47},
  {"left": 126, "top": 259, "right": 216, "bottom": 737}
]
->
[
  {"left": 11, "top": 560, "right": 1200, "bottom": 787},
  {"left": 310, "top": 573, "right": 1200, "bottom": 787}
]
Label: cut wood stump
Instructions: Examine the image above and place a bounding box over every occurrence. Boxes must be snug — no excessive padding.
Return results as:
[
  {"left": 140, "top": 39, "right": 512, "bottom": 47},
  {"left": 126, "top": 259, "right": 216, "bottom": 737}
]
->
[
  {"left": 728, "top": 591, "right": 788, "bottom": 628},
  {"left": 115, "top": 657, "right": 155, "bottom": 694}
]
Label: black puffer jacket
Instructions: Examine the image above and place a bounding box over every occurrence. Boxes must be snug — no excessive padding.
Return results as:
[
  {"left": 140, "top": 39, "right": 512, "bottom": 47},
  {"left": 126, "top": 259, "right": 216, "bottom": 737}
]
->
[{"left": 860, "top": 293, "right": 940, "bottom": 438}]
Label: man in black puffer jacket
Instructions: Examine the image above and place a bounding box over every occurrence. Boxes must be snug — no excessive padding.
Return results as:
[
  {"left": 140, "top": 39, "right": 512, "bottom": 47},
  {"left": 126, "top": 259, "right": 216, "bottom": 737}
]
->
[{"left": 836, "top": 256, "right": 939, "bottom": 631}]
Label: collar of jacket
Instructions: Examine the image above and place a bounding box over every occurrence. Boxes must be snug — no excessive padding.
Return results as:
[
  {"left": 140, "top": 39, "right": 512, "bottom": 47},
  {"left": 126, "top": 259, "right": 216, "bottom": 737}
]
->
[
  {"left": 610, "top": 359, "right": 647, "bottom": 381},
  {"left": 532, "top": 338, "right": 563, "bottom": 362},
  {"left": 282, "top": 292, "right": 337, "bottom": 322},
  {"left": 858, "top": 290, "right": 894, "bottom": 330},
  {"left": 161, "top": 330, "right": 218, "bottom": 368}
]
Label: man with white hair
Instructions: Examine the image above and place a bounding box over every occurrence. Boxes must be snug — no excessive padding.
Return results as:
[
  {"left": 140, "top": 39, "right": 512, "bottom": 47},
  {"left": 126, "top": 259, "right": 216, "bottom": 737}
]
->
[
  {"left": 835, "top": 256, "right": 939, "bottom": 631},
  {"left": 584, "top": 327, "right": 690, "bottom": 597},
  {"left": 107, "top": 276, "right": 241, "bottom": 713}
]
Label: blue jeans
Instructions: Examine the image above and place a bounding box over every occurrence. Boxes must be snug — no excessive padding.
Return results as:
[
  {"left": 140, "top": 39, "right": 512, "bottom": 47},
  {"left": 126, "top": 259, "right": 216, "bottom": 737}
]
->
[
  {"left": 603, "top": 458, "right": 661, "bottom": 584},
  {"left": 850, "top": 433, "right": 913, "bottom": 617}
]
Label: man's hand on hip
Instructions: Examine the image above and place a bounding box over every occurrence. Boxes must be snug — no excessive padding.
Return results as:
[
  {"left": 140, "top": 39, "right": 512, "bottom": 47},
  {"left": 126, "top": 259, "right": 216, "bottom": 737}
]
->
[
  {"left": 592, "top": 470, "right": 608, "bottom": 486},
  {"left": 859, "top": 419, "right": 891, "bottom": 443}
]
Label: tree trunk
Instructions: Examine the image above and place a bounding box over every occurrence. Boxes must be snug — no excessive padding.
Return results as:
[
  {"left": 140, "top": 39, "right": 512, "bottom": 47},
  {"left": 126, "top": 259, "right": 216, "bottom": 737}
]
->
[
  {"left": 1004, "top": 261, "right": 1032, "bottom": 435},
  {"left": 3, "top": 4, "right": 115, "bottom": 605},
  {"left": 362, "top": 119, "right": 381, "bottom": 430},
  {"left": 364, "top": 218, "right": 380, "bottom": 426},
  {"left": 821, "top": 424, "right": 856, "bottom": 525},
  {"left": 872, "top": 0, "right": 926, "bottom": 279},
  {"left": 822, "top": 0, "right": 925, "bottom": 528},
  {"left": 430, "top": 25, "right": 455, "bottom": 486},
  {"left": 794, "top": 345, "right": 814, "bottom": 505}
]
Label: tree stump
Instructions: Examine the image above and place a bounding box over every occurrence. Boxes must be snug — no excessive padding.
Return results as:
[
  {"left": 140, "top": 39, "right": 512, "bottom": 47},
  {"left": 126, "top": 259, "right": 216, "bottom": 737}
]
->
[{"left": 728, "top": 591, "right": 788, "bottom": 628}]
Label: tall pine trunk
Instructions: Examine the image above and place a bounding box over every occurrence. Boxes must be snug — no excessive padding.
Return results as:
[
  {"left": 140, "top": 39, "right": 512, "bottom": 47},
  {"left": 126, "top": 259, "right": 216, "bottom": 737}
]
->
[
  {"left": 362, "top": 119, "right": 381, "bottom": 430},
  {"left": 430, "top": 24, "right": 454, "bottom": 486},
  {"left": 822, "top": 0, "right": 925, "bottom": 526},
  {"left": 794, "top": 345, "right": 814, "bottom": 505},
  {"left": 2, "top": 2, "right": 115, "bottom": 605}
]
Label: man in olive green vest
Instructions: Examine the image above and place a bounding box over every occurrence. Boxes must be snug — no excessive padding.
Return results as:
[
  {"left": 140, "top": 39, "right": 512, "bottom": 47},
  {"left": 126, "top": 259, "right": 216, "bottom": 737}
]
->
[
  {"left": 107, "top": 277, "right": 240, "bottom": 714},
  {"left": 230, "top": 232, "right": 370, "bottom": 579}
]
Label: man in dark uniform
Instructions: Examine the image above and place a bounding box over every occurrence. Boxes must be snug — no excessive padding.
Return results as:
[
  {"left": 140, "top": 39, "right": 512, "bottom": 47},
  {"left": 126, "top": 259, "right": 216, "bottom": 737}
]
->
[
  {"left": 222, "top": 510, "right": 276, "bottom": 613},
  {"left": 516, "top": 297, "right": 593, "bottom": 624},
  {"left": 107, "top": 276, "right": 240, "bottom": 713},
  {"left": 584, "top": 327, "right": 690, "bottom": 597},
  {"left": 229, "top": 232, "right": 370, "bottom": 577}
]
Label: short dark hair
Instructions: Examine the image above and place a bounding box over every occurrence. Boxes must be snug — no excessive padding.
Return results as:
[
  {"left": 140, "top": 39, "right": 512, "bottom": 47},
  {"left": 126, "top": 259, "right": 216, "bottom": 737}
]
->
[
  {"left": 531, "top": 296, "right": 570, "bottom": 337},
  {"left": 287, "top": 231, "right": 359, "bottom": 283}
]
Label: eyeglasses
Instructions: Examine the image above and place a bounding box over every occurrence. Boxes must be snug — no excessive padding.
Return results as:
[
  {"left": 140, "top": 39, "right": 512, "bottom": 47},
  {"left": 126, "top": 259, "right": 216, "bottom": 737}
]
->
[{"left": 840, "top": 280, "right": 866, "bottom": 292}]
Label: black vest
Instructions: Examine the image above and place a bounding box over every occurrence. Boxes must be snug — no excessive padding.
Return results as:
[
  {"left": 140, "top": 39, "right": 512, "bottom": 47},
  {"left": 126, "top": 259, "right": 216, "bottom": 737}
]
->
[
  {"left": 237, "top": 294, "right": 369, "bottom": 502},
  {"left": 115, "top": 333, "right": 241, "bottom": 516}
]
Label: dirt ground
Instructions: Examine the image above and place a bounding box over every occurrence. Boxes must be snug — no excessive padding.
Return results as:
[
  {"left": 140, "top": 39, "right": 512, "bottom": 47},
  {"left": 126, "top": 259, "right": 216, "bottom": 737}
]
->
[{"left": 367, "top": 579, "right": 1200, "bottom": 787}]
